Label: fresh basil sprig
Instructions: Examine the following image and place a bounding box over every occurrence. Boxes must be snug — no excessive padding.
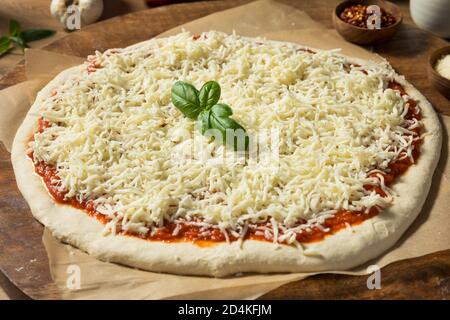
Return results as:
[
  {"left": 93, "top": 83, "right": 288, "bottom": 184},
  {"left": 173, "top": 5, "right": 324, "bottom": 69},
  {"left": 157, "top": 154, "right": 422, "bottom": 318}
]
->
[
  {"left": 171, "top": 81, "right": 248, "bottom": 151},
  {"left": 0, "top": 20, "right": 55, "bottom": 56}
]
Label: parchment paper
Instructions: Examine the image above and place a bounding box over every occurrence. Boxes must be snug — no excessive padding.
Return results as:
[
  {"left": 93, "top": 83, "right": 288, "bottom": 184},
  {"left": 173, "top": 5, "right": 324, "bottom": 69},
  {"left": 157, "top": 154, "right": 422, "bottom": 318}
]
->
[{"left": 0, "top": 0, "right": 449, "bottom": 299}]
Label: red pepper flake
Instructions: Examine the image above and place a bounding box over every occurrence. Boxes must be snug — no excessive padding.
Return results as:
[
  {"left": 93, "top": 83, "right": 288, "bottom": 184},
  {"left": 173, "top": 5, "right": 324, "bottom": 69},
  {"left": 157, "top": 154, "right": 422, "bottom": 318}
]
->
[{"left": 340, "top": 4, "right": 396, "bottom": 29}]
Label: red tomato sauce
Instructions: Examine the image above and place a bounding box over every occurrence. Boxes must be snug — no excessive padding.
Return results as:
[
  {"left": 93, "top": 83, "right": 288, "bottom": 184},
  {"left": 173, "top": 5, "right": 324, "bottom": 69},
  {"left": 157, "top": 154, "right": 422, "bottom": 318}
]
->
[{"left": 30, "top": 79, "right": 421, "bottom": 246}]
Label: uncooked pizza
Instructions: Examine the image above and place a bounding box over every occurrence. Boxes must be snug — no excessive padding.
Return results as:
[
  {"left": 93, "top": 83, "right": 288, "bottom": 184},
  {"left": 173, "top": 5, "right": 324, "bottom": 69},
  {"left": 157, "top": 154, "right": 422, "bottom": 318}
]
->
[{"left": 12, "top": 31, "right": 441, "bottom": 276}]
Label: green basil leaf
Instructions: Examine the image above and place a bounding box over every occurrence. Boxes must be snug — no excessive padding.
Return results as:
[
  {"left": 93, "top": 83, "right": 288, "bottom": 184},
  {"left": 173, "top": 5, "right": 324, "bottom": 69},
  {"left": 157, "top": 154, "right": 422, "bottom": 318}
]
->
[
  {"left": 171, "top": 80, "right": 247, "bottom": 151},
  {"left": 199, "top": 81, "right": 221, "bottom": 109},
  {"left": 9, "top": 20, "right": 21, "bottom": 37},
  {"left": 210, "top": 103, "right": 232, "bottom": 117},
  {"left": 210, "top": 104, "right": 248, "bottom": 151},
  {"left": 171, "top": 81, "right": 202, "bottom": 119},
  {"left": 9, "top": 36, "right": 28, "bottom": 51},
  {"left": 20, "top": 29, "right": 56, "bottom": 43},
  {"left": 0, "top": 36, "right": 11, "bottom": 55}
]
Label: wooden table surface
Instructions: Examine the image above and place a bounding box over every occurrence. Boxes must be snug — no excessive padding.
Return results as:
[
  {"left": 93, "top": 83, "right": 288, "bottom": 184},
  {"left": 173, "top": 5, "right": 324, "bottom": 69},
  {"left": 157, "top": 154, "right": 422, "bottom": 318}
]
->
[{"left": 0, "top": 0, "right": 449, "bottom": 300}]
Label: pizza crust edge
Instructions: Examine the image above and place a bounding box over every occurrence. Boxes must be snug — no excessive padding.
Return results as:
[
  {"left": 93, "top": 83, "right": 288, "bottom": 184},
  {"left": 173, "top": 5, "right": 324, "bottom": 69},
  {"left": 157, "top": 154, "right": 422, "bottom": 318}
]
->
[{"left": 11, "top": 42, "right": 442, "bottom": 277}]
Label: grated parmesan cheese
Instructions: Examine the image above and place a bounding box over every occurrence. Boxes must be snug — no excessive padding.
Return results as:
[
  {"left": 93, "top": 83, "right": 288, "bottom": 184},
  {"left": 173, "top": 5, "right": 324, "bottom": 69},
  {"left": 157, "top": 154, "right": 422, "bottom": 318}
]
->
[{"left": 435, "top": 54, "right": 450, "bottom": 80}]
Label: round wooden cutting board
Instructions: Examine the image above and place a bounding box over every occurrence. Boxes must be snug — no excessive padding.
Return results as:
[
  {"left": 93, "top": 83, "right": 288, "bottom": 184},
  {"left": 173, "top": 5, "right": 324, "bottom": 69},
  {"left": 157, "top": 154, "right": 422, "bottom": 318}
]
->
[{"left": 0, "top": 0, "right": 449, "bottom": 299}]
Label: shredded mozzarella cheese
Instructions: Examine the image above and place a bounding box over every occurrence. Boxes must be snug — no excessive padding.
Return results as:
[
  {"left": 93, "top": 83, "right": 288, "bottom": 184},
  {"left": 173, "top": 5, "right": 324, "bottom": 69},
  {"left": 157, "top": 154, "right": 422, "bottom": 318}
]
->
[{"left": 31, "top": 31, "right": 421, "bottom": 243}]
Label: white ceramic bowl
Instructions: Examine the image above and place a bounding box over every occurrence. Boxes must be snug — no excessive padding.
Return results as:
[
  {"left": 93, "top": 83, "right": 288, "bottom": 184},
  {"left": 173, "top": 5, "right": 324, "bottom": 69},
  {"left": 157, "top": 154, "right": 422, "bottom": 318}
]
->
[{"left": 410, "top": 0, "right": 450, "bottom": 38}]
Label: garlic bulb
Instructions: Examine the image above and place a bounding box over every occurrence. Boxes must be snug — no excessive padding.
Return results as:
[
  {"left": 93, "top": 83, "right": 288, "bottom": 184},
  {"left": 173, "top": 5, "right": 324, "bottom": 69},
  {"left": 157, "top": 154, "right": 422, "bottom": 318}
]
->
[{"left": 50, "top": 0, "right": 104, "bottom": 29}]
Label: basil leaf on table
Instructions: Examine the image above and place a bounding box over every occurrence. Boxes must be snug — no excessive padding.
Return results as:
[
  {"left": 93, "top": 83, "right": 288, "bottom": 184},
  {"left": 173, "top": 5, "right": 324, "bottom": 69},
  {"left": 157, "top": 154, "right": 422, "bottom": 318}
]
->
[
  {"left": 0, "top": 37, "right": 11, "bottom": 56},
  {"left": 171, "top": 81, "right": 202, "bottom": 119},
  {"left": 0, "top": 20, "right": 55, "bottom": 58},
  {"left": 9, "top": 36, "right": 28, "bottom": 51},
  {"left": 21, "top": 29, "right": 56, "bottom": 42},
  {"left": 9, "top": 20, "right": 21, "bottom": 37},
  {"left": 199, "top": 81, "right": 221, "bottom": 109}
]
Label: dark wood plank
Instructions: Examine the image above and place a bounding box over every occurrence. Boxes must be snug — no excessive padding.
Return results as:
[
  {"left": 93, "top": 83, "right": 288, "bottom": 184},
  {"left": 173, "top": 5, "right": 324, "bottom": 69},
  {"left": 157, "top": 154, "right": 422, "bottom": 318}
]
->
[
  {"left": 0, "top": 143, "right": 62, "bottom": 299},
  {"left": 0, "top": 0, "right": 449, "bottom": 299},
  {"left": 261, "top": 250, "right": 450, "bottom": 299}
]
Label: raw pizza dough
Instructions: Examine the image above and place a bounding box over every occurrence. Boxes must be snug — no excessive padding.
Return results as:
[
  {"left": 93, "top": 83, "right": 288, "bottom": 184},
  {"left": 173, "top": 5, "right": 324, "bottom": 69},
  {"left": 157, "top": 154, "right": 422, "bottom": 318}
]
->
[{"left": 11, "top": 33, "right": 442, "bottom": 277}]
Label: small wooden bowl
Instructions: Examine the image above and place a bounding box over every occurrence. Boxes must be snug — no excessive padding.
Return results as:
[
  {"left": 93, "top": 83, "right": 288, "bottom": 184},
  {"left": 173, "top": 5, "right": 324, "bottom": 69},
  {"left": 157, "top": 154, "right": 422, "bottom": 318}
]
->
[
  {"left": 428, "top": 46, "right": 450, "bottom": 100},
  {"left": 332, "top": 0, "right": 403, "bottom": 45}
]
